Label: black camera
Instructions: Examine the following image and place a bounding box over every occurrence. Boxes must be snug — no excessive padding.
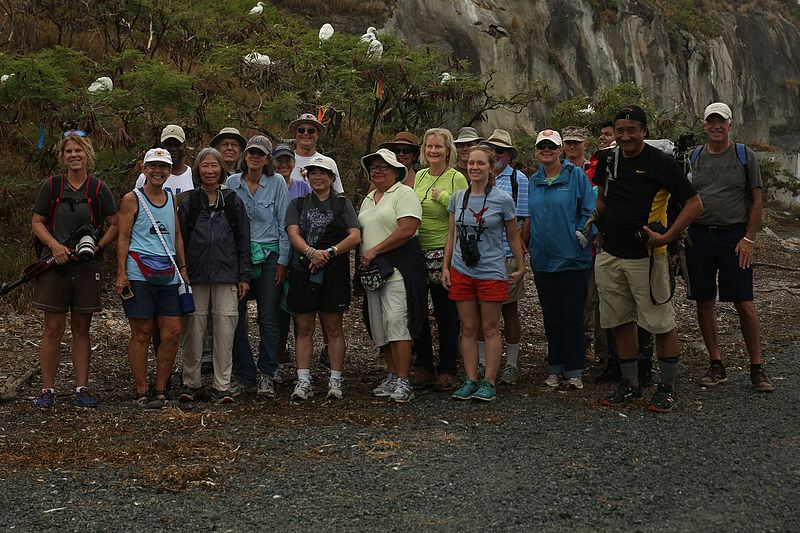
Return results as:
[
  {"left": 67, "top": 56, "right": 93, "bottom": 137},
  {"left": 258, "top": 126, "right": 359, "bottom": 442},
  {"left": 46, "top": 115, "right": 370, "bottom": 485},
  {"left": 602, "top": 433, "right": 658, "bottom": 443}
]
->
[
  {"left": 69, "top": 225, "right": 101, "bottom": 261},
  {"left": 633, "top": 222, "right": 667, "bottom": 247},
  {"left": 459, "top": 234, "right": 481, "bottom": 267}
]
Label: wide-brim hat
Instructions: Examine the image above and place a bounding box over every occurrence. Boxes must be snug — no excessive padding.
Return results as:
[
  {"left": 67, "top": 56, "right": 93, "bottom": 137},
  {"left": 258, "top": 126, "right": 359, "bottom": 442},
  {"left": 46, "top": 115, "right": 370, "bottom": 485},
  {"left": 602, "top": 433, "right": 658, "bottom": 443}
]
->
[
  {"left": 483, "top": 128, "right": 518, "bottom": 159},
  {"left": 379, "top": 131, "right": 420, "bottom": 151},
  {"left": 288, "top": 113, "right": 326, "bottom": 136},
  {"left": 211, "top": 127, "right": 246, "bottom": 149},
  {"left": 454, "top": 126, "right": 484, "bottom": 144},
  {"left": 304, "top": 154, "right": 338, "bottom": 174},
  {"left": 361, "top": 148, "right": 407, "bottom": 183}
]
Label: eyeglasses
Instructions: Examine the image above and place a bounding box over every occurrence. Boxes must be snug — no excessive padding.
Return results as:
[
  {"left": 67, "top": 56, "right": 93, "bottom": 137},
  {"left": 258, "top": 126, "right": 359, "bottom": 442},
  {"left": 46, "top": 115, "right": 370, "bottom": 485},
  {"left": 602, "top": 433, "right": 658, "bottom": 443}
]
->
[
  {"left": 536, "top": 142, "right": 559, "bottom": 150},
  {"left": 368, "top": 164, "right": 392, "bottom": 173},
  {"left": 392, "top": 147, "right": 416, "bottom": 155},
  {"left": 296, "top": 127, "right": 316, "bottom": 135},
  {"left": 63, "top": 130, "right": 86, "bottom": 138}
]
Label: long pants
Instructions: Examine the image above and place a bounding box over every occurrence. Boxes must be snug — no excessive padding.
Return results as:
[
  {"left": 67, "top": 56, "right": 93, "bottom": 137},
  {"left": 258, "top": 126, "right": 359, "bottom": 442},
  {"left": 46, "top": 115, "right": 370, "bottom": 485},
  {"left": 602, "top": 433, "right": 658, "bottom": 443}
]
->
[{"left": 413, "top": 284, "right": 460, "bottom": 375}]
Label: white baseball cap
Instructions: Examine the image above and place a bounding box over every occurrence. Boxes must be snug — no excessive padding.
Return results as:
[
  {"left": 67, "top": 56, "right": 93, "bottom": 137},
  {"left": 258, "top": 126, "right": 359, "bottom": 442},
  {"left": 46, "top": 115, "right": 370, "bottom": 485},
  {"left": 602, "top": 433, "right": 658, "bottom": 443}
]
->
[
  {"left": 144, "top": 148, "right": 173, "bottom": 165},
  {"left": 535, "top": 129, "right": 563, "bottom": 147},
  {"left": 703, "top": 102, "right": 732, "bottom": 121}
]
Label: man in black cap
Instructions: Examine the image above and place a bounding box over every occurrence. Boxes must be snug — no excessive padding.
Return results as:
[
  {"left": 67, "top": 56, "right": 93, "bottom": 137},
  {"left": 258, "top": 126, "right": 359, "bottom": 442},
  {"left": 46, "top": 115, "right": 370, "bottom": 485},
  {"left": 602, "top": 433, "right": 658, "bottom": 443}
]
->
[{"left": 592, "top": 105, "right": 703, "bottom": 412}]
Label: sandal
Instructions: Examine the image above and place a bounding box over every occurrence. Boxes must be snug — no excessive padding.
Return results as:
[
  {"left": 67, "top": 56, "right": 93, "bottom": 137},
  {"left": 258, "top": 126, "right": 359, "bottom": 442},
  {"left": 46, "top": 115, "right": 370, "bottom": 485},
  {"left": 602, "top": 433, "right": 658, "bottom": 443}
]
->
[
  {"left": 134, "top": 391, "right": 148, "bottom": 408},
  {"left": 144, "top": 389, "right": 169, "bottom": 410}
]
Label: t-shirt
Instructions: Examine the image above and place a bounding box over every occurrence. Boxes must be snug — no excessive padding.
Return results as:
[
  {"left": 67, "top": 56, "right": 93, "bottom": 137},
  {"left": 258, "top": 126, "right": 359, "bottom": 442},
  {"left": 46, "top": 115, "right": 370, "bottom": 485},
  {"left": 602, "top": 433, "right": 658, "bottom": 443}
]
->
[
  {"left": 285, "top": 194, "right": 358, "bottom": 270},
  {"left": 593, "top": 144, "right": 696, "bottom": 259},
  {"left": 413, "top": 167, "right": 468, "bottom": 250},
  {"left": 33, "top": 176, "right": 117, "bottom": 259},
  {"left": 292, "top": 152, "right": 344, "bottom": 194},
  {"left": 448, "top": 187, "right": 516, "bottom": 280},
  {"left": 689, "top": 144, "right": 762, "bottom": 226},
  {"left": 495, "top": 165, "right": 529, "bottom": 257},
  {"left": 135, "top": 166, "right": 194, "bottom": 196},
  {"left": 287, "top": 178, "right": 312, "bottom": 200}
]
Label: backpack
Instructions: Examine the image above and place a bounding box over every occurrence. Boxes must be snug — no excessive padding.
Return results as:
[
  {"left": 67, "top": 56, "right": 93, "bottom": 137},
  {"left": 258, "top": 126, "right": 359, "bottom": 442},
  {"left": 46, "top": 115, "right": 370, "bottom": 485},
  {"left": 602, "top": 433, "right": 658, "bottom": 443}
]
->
[
  {"left": 689, "top": 143, "right": 752, "bottom": 201},
  {"left": 33, "top": 173, "right": 104, "bottom": 256},
  {"left": 509, "top": 170, "right": 519, "bottom": 203},
  {"left": 184, "top": 188, "right": 240, "bottom": 245}
]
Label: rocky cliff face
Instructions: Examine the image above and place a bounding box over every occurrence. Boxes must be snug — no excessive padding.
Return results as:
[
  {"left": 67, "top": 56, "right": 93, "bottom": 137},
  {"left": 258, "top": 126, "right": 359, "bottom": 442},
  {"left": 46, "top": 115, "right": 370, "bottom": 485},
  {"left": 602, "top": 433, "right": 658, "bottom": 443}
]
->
[{"left": 386, "top": 0, "right": 800, "bottom": 148}]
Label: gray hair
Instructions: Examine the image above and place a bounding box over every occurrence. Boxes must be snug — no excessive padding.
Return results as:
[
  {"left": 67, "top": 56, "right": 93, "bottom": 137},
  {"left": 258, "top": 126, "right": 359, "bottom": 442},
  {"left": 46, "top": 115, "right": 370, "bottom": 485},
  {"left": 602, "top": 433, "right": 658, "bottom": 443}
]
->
[{"left": 192, "top": 147, "right": 229, "bottom": 186}]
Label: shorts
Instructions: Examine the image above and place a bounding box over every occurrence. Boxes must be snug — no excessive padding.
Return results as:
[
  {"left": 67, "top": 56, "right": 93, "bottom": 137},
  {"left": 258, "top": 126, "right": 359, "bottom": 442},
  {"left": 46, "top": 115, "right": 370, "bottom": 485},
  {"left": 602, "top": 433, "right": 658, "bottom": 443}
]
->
[
  {"left": 448, "top": 267, "right": 509, "bottom": 302},
  {"left": 32, "top": 261, "right": 101, "bottom": 313},
  {"left": 286, "top": 259, "right": 351, "bottom": 314},
  {"left": 504, "top": 255, "right": 526, "bottom": 303},
  {"left": 594, "top": 251, "right": 675, "bottom": 334},
  {"left": 121, "top": 281, "right": 182, "bottom": 319},
  {"left": 365, "top": 279, "right": 411, "bottom": 347},
  {"left": 686, "top": 224, "right": 753, "bottom": 302}
]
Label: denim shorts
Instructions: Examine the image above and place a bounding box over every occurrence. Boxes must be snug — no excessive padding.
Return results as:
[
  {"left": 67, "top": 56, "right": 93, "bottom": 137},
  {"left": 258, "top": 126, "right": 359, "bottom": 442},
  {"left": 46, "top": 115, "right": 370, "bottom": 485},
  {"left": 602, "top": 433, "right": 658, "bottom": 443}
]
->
[{"left": 122, "top": 281, "right": 182, "bottom": 319}]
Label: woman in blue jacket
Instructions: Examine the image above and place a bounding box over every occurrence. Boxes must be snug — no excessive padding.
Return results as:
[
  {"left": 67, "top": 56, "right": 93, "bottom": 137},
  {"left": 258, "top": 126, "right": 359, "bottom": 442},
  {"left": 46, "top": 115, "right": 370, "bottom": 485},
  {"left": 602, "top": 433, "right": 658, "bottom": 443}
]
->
[{"left": 524, "top": 130, "right": 596, "bottom": 390}]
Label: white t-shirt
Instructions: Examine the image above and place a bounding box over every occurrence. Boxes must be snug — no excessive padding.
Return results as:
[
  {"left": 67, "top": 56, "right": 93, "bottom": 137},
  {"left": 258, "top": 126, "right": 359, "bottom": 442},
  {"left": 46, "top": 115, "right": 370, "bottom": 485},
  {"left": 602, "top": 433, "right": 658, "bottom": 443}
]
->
[
  {"left": 135, "top": 166, "right": 194, "bottom": 196},
  {"left": 291, "top": 151, "right": 343, "bottom": 193}
]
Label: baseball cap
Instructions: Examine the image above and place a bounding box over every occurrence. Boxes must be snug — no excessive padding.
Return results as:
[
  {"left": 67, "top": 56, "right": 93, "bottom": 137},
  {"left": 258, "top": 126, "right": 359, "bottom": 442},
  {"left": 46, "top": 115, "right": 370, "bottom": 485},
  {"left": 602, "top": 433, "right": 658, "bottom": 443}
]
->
[
  {"left": 144, "top": 148, "right": 173, "bottom": 166},
  {"left": 704, "top": 102, "right": 732, "bottom": 121},
  {"left": 160, "top": 124, "right": 186, "bottom": 143},
  {"left": 244, "top": 135, "right": 273, "bottom": 155},
  {"left": 614, "top": 105, "right": 647, "bottom": 125},
  {"left": 535, "top": 129, "right": 563, "bottom": 147},
  {"left": 304, "top": 154, "right": 338, "bottom": 174},
  {"left": 272, "top": 143, "right": 295, "bottom": 159},
  {"left": 561, "top": 126, "right": 589, "bottom": 142}
]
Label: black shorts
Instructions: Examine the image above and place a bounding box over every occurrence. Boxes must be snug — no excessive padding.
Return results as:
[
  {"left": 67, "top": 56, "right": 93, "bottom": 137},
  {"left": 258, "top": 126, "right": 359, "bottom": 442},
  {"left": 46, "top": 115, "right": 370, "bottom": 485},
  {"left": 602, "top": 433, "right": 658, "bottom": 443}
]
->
[
  {"left": 685, "top": 224, "right": 753, "bottom": 302},
  {"left": 286, "top": 258, "right": 350, "bottom": 314},
  {"left": 122, "top": 281, "right": 182, "bottom": 319}
]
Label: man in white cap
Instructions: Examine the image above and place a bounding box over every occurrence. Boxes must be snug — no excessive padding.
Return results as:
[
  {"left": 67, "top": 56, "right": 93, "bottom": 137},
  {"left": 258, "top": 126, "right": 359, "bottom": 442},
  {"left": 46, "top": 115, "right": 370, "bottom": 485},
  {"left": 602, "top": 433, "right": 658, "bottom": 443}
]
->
[
  {"left": 135, "top": 125, "right": 194, "bottom": 196},
  {"left": 685, "top": 102, "right": 773, "bottom": 392},
  {"left": 289, "top": 113, "right": 343, "bottom": 194},
  {"left": 482, "top": 128, "right": 529, "bottom": 385},
  {"left": 453, "top": 126, "right": 484, "bottom": 177}
]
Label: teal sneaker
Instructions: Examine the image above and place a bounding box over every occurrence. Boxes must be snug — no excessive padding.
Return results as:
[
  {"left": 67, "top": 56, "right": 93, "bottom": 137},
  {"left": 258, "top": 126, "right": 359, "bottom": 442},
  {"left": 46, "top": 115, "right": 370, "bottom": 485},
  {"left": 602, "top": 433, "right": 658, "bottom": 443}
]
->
[
  {"left": 471, "top": 379, "right": 497, "bottom": 402},
  {"left": 451, "top": 379, "right": 480, "bottom": 400}
]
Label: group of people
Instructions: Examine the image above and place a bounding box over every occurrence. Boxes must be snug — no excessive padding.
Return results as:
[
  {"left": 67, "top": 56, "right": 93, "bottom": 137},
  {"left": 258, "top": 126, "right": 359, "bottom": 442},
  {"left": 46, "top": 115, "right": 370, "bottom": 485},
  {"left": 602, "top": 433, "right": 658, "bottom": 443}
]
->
[{"left": 29, "top": 101, "right": 773, "bottom": 412}]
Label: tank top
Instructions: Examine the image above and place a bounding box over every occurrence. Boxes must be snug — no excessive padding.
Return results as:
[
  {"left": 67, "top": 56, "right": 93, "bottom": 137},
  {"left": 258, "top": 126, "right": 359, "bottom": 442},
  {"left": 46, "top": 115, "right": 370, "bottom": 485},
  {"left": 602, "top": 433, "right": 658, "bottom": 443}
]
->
[{"left": 126, "top": 188, "right": 178, "bottom": 283}]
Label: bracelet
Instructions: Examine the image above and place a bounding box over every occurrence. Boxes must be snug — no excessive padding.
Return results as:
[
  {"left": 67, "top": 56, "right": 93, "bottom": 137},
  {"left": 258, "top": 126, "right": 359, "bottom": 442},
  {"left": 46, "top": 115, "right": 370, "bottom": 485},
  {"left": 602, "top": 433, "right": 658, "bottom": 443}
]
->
[
  {"left": 304, "top": 246, "right": 315, "bottom": 257},
  {"left": 742, "top": 236, "right": 755, "bottom": 244}
]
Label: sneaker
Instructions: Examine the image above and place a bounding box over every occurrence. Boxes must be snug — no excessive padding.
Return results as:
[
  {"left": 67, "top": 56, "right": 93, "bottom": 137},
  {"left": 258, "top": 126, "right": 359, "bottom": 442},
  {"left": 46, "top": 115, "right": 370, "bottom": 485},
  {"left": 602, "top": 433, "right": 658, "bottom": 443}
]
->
[
  {"left": 33, "top": 389, "right": 55, "bottom": 409},
  {"left": 211, "top": 388, "right": 235, "bottom": 404},
  {"left": 272, "top": 364, "right": 286, "bottom": 385},
  {"left": 648, "top": 383, "right": 677, "bottom": 413},
  {"left": 389, "top": 377, "right": 415, "bottom": 403},
  {"left": 751, "top": 367, "right": 774, "bottom": 392},
  {"left": 498, "top": 365, "right": 521, "bottom": 385},
  {"left": 74, "top": 387, "right": 99, "bottom": 408},
  {"left": 318, "top": 345, "right": 331, "bottom": 370},
  {"left": 544, "top": 374, "right": 561, "bottom": 388},
  {"left": 472, "top": 379, "right": 497, "bottom": 402},
  {"left": 601, "top": 379, "right": 642, "bottom": 407},
  {"left": 638, "top": 359, "right": 653, "bottom": 388},
  {"left": 432, "top": 372, "right": 460, "bottom": 392},
  {"left": 178, "top": 385, "right": 200, "bottom": 402},
  {"left": 451, "top": 379, "right": 480, "bottom": 400},
  {"left": 595, "top": 358, "right": 621, "bottom": 383},
  {"left": 563, "top": 377, "right": 584, "bottom": 390},
  {"left": 291, "top": 379, "right": 314, "bottom": 401},
  {"left": 698, "top": 363, "right": 727, "bottom": 387},
  {"left": 326, "top": 377, "right": 343, "bottom": 400},
  {"left": 372, "top": 374, "right": 397, "bottom": 397},
  {"left": 230, "top": 380, "right": 256, "bottom": 397},
  {"left": 257, "top": 375, "right": 276, "bottom": 398}
]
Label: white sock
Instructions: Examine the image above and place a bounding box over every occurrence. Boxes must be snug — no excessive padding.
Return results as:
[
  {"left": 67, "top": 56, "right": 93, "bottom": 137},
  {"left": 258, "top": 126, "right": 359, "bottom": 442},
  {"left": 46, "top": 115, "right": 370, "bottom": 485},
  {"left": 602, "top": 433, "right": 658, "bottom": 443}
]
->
[
  {"left": 75, "top": 386, "right": 87, "bottom": 393},
  {"left": 330, "top": 370, "right": 342, "bottom": 380},
  {"left": 478, "top": 341, "right": 486, "bottom": 365},
  {"left": 297, "top": 368, "right": 311, "bottom": 382},
  {"left": 506, "top": 344, "right": 520, "bottom": 367}
]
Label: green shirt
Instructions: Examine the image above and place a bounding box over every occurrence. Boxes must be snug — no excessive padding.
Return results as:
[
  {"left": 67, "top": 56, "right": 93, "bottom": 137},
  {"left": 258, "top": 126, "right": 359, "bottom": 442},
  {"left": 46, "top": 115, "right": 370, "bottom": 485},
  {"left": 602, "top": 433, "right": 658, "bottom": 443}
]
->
[{"left": 413, "top": 167, "right": 468, "bottom": 249}]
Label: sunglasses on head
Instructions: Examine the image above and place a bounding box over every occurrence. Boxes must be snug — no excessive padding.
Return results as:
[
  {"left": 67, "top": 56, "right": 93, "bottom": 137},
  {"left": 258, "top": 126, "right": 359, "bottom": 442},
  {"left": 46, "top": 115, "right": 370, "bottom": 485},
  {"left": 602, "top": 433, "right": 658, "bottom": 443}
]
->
[
  {"left": 63, "top": 130, "right": 86, "bottom": 138},
  {"left": 392, "top": 146, "right": 416, "bottom": 155},
  {"left": 536, "top": 142, "right": 559, "bottom": 150},
  {"left": 296, "top": 127, "right": 316, "bottom": 135}
]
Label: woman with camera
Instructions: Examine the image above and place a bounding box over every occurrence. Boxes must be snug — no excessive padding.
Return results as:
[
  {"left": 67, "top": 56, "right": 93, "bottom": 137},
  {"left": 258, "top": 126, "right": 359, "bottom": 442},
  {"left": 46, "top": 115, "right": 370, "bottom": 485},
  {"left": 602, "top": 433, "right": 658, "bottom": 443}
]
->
[
  {"left": 442, "top": 145, "right": 524, "bottom": 402},
  {"left": 177, "top": 148, "right": 251, "bottom": 404},
  {"left": 30, "top": 131, "right": 118, "bottom": 408},
  {"left": 524, "top": 130, "right": 596, "bottom": 390},
  {"left": 285, "top": 155, "right": 361, "bottom": 401}
]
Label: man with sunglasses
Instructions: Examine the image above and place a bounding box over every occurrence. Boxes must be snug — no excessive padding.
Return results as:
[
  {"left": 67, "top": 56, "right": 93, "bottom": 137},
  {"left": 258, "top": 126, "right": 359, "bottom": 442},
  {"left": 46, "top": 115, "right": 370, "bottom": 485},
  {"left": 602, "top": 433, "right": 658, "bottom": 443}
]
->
[
  {"left": 288, "top": 113, "right": 343, "bottom": 194},
  {"left": 135, "top": 125, "right": 194, "bottom": 196},
  {"left": 481, "top": 128, "right": 530, "bottom": 385}
]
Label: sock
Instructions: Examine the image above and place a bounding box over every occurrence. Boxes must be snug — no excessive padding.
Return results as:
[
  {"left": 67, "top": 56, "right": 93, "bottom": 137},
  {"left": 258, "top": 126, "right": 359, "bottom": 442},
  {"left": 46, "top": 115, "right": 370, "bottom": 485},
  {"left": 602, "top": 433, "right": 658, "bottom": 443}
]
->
[
  {"left": 505, "top": 343, "right": 520, "bottom": 367},
  {"left": 388, "top": 372, "right": 397, "bottom": 379},
  {"left": 75, "top": 386, "right": 87, "bottom": 393},
  {"left": 478, "top": 341, "right": 486, "bottom": 365},
  {"left": 42, "top": 388, "right": 55, "bottom": 394},
  {"left": 711, "top": 359, "right": 723, "bottom": 366},
  {"left": 620, "top": 360, "right": 639, "bottom": 388},
  {"left": 330, "top": 370, "right": 342, "bottom": 380},
  {"left": 750, "top": 363, "right": 762, "bottom": 372},
  {"left": 660, "top": 357, "right": 679, "bottom": 388},
  {"left": 297, "top": 368, "right": 311, "bottom": 382}
]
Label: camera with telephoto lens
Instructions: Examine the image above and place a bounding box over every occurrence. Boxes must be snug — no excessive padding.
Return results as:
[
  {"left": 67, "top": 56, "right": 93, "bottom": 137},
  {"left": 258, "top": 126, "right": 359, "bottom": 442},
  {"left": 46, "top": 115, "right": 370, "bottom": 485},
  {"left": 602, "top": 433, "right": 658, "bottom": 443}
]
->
[
  {"left": 72, "top": 225, "right": 101, "bottom": 261},
  {"left": 633, "top": 222, "right": 667, "bottom": 247},
  {"left": 459, "top": 233, "right": 481, "bottom": 267}
]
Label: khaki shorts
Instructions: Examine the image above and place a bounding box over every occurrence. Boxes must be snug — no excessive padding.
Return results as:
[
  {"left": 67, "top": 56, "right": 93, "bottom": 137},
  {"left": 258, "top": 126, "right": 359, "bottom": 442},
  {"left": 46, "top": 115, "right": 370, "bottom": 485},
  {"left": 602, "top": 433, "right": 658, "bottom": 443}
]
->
[
  {"left": 594, "top": 251, "right": 675, "bottom": 334},
  {"left": 504, "top": 256, "right": 526, "bottom": 304},
  {"left": 365, "top": 279, "right": 411, "bottom": 347},
  {"left": 32, "top": 261, "right": 102, "bottom": 313}
]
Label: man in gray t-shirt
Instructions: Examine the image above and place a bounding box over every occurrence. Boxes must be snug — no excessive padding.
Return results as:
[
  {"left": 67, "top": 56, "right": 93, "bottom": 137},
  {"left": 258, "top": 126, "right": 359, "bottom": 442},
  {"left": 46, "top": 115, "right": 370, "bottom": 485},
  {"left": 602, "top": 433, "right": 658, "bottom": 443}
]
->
[{"left": 685, "top": 102, "right": 773, "bottom": 393}]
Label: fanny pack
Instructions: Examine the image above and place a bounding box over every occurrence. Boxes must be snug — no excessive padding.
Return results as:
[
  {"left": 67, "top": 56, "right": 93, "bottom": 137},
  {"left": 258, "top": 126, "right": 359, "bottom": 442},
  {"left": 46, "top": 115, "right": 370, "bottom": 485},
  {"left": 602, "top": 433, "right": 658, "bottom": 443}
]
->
[
  {"left": 358, "top": 264, "right": 386, "bottom": 291},
  {"left": 423, "top": 248, "right": 444, "bottom": 287},
  {"left": 129, "top": 251, "right": 175, "bottom": 285}
]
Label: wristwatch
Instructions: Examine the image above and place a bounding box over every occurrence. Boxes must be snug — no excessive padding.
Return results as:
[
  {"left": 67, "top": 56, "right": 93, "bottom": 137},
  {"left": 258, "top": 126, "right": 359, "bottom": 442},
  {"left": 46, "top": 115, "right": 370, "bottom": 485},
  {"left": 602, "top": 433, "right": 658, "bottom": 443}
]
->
[{"left": 326, "top": 246, "right": 337, "bottom": 258}]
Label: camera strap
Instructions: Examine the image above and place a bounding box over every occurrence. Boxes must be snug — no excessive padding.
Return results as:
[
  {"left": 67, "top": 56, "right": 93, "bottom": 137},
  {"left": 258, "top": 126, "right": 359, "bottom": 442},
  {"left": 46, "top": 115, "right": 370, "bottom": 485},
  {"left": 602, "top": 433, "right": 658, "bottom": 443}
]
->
[{"left": 456, "top": 186, "right": 491, "bottom": 240}]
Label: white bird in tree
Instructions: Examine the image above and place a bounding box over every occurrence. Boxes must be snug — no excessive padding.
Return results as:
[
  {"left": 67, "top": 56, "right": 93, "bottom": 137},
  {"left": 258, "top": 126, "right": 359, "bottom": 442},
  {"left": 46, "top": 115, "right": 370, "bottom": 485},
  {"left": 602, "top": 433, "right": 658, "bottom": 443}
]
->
[
  {"left": 244, "top": 52, "right": 271, "bottom": 67},
  {"left": 1, "top": 74, "right": 14, "bottom": 83},
  {"left": 249, "top": 2, "right": 264, "bottom": 15},
  {"left": 319, "top": 23, "right": 334, "bottom": 45},
  {"left": 360, "top": 26, "right": 377, "bottom": 43},
  {"left": 88, "top": 76, "right": 113, "bottom": 94},
  {"left": 440, "top": 72, "right": 452, "bottom": 84},
  {"left": 367, "top": 39, "right": 383, "bottom": 60},
  {"left": 579, "top": 104, "right": 595, "bottom": 114}
]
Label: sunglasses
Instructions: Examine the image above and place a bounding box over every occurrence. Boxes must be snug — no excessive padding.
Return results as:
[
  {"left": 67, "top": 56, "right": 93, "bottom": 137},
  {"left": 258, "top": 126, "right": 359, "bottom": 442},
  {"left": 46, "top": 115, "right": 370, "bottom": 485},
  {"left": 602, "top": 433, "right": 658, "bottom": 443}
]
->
[
  {"left": 493, "top": 147, "right": 507, "bottom": 155},
  {"left": 63, "top": 130, "right": 87, "bottom": 138},
  {"left": 536, "top": 142, "right": 559, "bottom": 150},
  {"left": 368, "top": 164, "right": 392, "bottom": 173},
  {"left": 392, "top": 147, "right": 416, "bottom": 155},
  {"left": 296, "top": 127, "right": 316, "bottom": 135}
]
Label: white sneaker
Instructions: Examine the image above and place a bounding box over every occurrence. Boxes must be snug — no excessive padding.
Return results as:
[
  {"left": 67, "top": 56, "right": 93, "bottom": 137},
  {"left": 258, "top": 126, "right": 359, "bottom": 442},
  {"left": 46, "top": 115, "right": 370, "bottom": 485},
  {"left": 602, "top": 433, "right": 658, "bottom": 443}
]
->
[
  {"left": 544, "top": 374, "right": 560, "bottom": 388},
  {"left": 326, "top": 377, "right": 343, "bottom": 400},
  {"left": 564, "top": 377, "right": 584, "bottom": 390},
  {"left": 389, "top": 377, "right": 415, "bottom": 403},
  {"left": 257, "top": 375, "right": 276, "bottom": 397},
  {"left": 291, "top": 379, "right": 314, "bottom": 401},
  {"left": 372, "top": 374, "right": 397, "bottom": 397}
]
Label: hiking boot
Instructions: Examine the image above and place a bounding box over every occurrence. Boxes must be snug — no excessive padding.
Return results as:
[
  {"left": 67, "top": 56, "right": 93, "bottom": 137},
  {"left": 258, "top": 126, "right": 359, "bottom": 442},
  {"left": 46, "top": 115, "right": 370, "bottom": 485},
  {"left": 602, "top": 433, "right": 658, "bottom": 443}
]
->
[
  {"left": 595, "top": 358, "right": 621, "bottom": 383},
  {"left": 751, "top": 367, "right": 774, "bottom": 393},
  {"left": 544, "top": 374, "right": 561, "bottom": 388},
  {"left": 563, "top": 377, "right": 584, "bottom": 390},
  {"left": 601, "top": 379, "right": 642, "bottom": 407},
  {"left": 648, "top": 384, "right": 677, "bottom": 413},
  {"left": 230, "top": 380, "right": 256, "bottom": 397},
  {"left": 372, "top": 374, "right": 397, "bottom": 397},
  {"left": 74, "top": 387, "right": 99, "bottom": 408},
  {"left": 33, "top": 389, "right": 55, "bottom": 409},
  {"left": 698, "top": 363, "right": 727, "bottom": 387},
  {"left": 326, "top": 377, "right": 343, "bottom": 400},
  {"left": 389, "top": 377, "right": 415, "bottom": 403},
  {"left": 211, "top": 388, "right": 235, "bottom": 404},
  {"left": 178, "top": 385, "right": 202, "bottom": 402},
  {"left": 451, "top": 379, "right": 480, "bottom": 400},
  {"left": 432, "top": 372, "right": 459, "bottom": 392},
  {"left": 638, "top": 359, "right": 653, "bottom": 388},
  {"left": 472, "top": 379, "right": 497, "bottom": 402},
  {"left": 497, "top": 365, "right": 521, "bottom": 386},
  {"left": 290, "top": 379, "right": 314, "bottom": 401},
  {"left": 409, "top": 366, "right": 436, "bottom": 388},
  {"left": 257, "top": 375, "right": 276, "bottom": 398}
]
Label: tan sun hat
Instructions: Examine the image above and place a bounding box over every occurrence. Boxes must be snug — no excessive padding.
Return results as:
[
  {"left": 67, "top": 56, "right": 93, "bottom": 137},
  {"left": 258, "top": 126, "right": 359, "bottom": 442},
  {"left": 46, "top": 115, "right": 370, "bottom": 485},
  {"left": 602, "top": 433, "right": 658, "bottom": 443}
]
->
[
  {"left": 483, "top": 128, "right": 518, "bottom": 160},
  {"left": 361, "top": 148, "right": 407, "bottom": 183},
  {"left": 453, "top": 127, "right": 484, "bottom": 144},
  {"left": 288, "top": 113, "right": 326, "bottom": 136},
  {"left": 210, "top": 127, "right": 246, "bottom": 149}
]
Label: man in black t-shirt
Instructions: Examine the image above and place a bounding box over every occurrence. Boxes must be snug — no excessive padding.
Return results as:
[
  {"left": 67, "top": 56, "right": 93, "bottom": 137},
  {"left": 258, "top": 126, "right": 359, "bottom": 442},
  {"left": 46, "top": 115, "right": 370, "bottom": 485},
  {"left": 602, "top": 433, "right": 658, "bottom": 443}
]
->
[{"left": 593, "top": 105, "right": 703, "bottom": 412}]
